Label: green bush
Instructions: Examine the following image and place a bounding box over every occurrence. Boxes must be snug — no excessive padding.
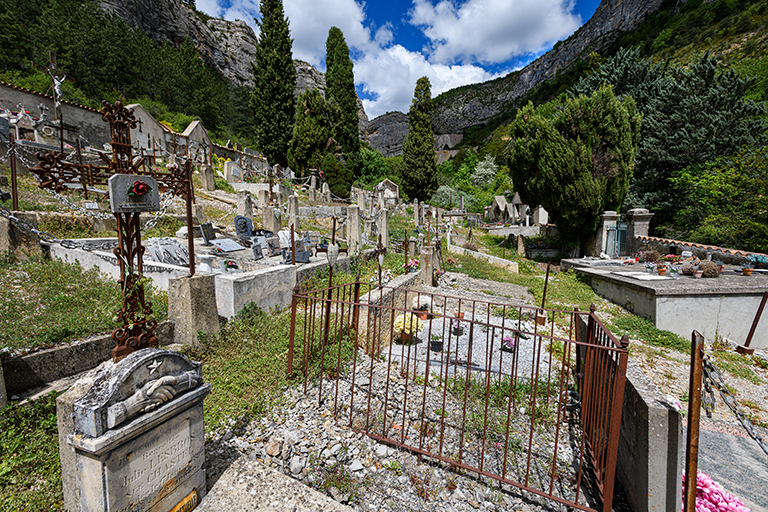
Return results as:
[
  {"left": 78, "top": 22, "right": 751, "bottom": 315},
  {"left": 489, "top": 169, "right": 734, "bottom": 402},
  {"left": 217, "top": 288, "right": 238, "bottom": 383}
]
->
[{"left": 215, "top": 178, "right": 236, "bottom": 193}]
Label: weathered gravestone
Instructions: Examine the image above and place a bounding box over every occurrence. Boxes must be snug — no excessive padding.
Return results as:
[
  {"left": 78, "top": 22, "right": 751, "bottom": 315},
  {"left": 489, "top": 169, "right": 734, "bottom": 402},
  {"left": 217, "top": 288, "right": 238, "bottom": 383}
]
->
[
  {"left": 234, "top": 215, "right": 255, "bottom": 240},
  {"left": 199, "top": 165, "right": 216, "bottom": 191},
  {"left": 251, "top": 242, "right": 263, "bottom": 260},
  {"left": 236, "top": 190, "right": 253, "bottom": 220},
  {"left": 322, "top": 183, "right": 331, "bottom": 202},
  {"left": 59, "top": 348, "right": 210, "bottom": 512},
  {"left": 200, "top": 222, "right": 216, "bottom": 246}
]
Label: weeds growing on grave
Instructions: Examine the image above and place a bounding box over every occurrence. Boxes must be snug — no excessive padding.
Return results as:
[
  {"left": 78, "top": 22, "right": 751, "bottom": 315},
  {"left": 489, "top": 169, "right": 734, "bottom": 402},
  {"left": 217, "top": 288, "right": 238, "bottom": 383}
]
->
[
  {"left": 0, "top": 391, "right": 63, "bottom": 511},
  {"left": 0, "top": 255, "right": 168, "bottom": 355}
]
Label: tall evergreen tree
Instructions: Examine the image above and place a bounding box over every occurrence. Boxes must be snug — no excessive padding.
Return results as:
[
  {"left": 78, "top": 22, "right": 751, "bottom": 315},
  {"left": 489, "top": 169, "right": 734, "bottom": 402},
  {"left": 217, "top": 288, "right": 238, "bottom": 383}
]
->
[
  {"left": 402, "top": 76, "right": 438, "bottom": 201},
  {"left": 250, "top": 0, "right": 296, "bottom": 167},
  {"left": 508, "top": 85, "right": 641, "bottom": 245},
  {"left": 325, "top": 27, "right": 360, "bottom": 160},
  {"left": 571, "top": 47, "right": 767, "bottom": 226},
  {"left": 288, "top": 88, "right": 339, "bottom": 176}
]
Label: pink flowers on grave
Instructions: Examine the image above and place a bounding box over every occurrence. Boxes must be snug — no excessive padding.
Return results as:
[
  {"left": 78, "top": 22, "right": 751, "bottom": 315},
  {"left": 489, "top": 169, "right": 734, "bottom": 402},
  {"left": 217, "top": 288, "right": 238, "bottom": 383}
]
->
[
  {"left": 502, "top": 335, "right": 516, "bottom": 350},
  {"left": 403, "top": 258, "right": 419, "bottom": 271},
  {"left": 682, "top": 470, "right": 750, "bottom": 512},
  {"left": 127, "top": 180, "right": 151, "bottom": 198}
]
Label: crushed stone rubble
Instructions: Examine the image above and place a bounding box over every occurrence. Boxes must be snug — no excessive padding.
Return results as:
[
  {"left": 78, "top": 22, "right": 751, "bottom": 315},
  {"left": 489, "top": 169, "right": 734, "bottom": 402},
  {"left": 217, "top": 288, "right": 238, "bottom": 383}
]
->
[{"left": 206, "top": 350, "right": 604, "bottom": 512}]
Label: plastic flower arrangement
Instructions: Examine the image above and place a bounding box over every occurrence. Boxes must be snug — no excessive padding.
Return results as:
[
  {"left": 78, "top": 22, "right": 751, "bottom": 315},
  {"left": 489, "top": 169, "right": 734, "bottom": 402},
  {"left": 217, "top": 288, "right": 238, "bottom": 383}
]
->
[
  {"left": 224, "top": 260, "right": 238, "bottom": 270},
  {"left": 683, "top": 470, "right": 750, "bottom": 512},
  {"left": 403, "top": 258, "right": 419, "bottom": 271},
  {"left": 127, "top": 180, "right": 152, "bottom": 198},
  {"left": 502, "top": 335, "right": 516, "bottom": 350},
  {"left": 393, "top": 313, "right": 423, "bottom": 335}
]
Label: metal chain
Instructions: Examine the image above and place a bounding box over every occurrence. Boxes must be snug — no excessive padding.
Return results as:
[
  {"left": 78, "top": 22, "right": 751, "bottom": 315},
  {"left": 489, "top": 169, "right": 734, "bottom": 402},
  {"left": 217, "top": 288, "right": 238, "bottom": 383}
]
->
[
  {"left": 41, "top": 188, "right": 114, "bottom": 220},
  {"left": 141, "top": 192, "right": 176, "bottom": 233},
  {"left": 0, "top": 203, "right": 117, "bottom": 251},
  {"left": 702, "top": 355, "right": 768, "bottom": 456}
]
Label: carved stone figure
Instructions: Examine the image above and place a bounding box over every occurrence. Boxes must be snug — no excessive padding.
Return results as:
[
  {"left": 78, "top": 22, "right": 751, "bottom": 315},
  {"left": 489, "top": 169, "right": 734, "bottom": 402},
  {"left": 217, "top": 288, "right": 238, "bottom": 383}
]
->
[{"left": 107, "top": 370, "right": 198, "bottom": 428}]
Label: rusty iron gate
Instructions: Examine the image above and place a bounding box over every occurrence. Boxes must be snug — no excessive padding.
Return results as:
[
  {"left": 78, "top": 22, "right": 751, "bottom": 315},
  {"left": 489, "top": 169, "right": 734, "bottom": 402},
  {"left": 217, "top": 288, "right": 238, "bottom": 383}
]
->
[{"left": 289, "top": 282, "right": 629, "bottom": 511}]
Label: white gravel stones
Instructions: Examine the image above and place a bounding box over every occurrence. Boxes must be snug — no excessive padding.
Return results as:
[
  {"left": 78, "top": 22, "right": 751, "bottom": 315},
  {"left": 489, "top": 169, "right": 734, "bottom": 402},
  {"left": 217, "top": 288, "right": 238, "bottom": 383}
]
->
[{"left": 205, "top": 350, "right": 609, "bottom": 512}]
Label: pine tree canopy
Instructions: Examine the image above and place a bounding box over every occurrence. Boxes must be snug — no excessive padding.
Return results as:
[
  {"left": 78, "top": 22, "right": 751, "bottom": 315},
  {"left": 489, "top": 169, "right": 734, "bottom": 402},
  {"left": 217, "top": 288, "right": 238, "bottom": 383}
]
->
[
  {"left": 250, "top": 0, "right": 296, "bottom": 168},
  {"left": 325, "top": 27, "right": 360, "bottom": 160},
  {"left": 571, "top": 47, "right": 767, "bottom": 226},
  {"left": 402, "top": 76, "right": 438, "bottom": 202},
  {"left": 508, "top": 84, "right": 641, "bottom": 242}
]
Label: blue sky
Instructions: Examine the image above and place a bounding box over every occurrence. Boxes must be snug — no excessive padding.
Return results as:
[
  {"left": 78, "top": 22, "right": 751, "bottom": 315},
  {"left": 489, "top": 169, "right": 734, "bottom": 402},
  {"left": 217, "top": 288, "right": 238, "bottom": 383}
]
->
[{"left": 196, "top": 0, "right": 602, "bottom": 119}]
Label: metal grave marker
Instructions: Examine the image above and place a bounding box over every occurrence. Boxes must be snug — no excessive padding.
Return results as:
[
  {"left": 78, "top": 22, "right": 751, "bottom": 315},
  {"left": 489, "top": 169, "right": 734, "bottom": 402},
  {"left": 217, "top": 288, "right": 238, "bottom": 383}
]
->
[{"left": 108, "top": 174, "right": 160, "bottom": 213}]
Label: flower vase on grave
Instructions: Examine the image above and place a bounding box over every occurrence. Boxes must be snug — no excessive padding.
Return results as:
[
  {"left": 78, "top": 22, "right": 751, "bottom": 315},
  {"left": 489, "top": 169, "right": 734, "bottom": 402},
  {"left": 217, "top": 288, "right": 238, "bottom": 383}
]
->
[{"left": 399, "top": 332, "right": 415, "bottom": 345}]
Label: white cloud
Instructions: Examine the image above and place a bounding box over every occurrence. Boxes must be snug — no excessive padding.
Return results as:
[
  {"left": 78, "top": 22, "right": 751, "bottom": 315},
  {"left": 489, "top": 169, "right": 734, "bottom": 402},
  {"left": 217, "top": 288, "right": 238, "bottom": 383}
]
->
[
  {"left": 188, "top": 0, "right": 579, "bottom": 119},
  {"left": 284, "top": 0, "right": 372, "bottom": 67},
  {"left": 409, "top": 0, "right": 582, "bottom": 65},
  {"left": 355, "top": 44, "right": 502, "bottom": 119}
]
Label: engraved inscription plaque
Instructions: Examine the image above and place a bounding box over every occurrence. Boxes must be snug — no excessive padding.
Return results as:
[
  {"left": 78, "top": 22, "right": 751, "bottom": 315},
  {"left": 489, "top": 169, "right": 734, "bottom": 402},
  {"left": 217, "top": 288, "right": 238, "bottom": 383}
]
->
[{"left": 116, "top": 420, "right": 191, "bottom": 503}]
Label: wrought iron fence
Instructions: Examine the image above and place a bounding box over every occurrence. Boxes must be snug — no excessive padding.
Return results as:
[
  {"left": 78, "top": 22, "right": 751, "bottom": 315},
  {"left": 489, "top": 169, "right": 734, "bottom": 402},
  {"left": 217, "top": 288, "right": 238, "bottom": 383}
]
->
[{"left": 289, "top": 282, "right": 629, "bottom": 511}]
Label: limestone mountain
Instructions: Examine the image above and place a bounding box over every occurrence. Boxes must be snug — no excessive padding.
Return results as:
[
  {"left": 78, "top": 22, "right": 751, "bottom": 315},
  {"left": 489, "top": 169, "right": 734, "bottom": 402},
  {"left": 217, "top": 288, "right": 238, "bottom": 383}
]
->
[
  {"left": 366, "top": 0, "right": 666, "bottom": 156},
  {"left": 99, "top": 0, "right": 367, "bottom": 138},
  {"left": 430, "top": 0, "right": 665, "bottom": 137}
]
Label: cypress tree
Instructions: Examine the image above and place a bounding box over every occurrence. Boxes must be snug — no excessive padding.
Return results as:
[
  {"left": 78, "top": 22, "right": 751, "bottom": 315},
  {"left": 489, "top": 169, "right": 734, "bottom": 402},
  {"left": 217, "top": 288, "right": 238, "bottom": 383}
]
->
[
  {"left": 571, "top": 47, "right": 767, "bottom": 225},
  {"left": 325, "top": 27, "right": 360, "bottom": 159},
  {"left": 402, "top": 76, "right": 438, "bottom": 202},
  {"left": 250, "top": 0, "right": 296, "bottom": 168},
  {"left": 508, "top": 84, "right": 641, "bottom": 245},
  {"left": 287, "top": 89, "right": 339, "bottom": 176}
]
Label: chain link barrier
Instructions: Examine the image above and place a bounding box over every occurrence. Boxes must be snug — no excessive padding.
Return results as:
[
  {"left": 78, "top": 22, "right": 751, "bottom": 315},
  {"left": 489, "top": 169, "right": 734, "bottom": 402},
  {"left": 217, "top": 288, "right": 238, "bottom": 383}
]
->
[
  {"left": 702, "top": 355, "right": 768, "bottom": 456},
  {"left": 0, "top": 203, "right": 118, "bottom": 251}
]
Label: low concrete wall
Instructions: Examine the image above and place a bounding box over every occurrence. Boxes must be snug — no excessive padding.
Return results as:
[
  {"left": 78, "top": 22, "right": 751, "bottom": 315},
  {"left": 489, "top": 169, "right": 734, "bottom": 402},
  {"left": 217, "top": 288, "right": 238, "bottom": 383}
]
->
[
  {"left": 357, "top": 271, "right": 422, "bottom": 352},
  {"left": 298, "top": 206, "right": 348, "bottom": 218},
  {"left": 215, "top": 265, "right": 295, "bottom": 319},
  {"left": 486, "top": 226, "right": 540, "bottom": 238},
  {"left": 446, "top": 242, "right": 519, "bottom": 273},
  {"left": 214, "top": 256, "right": 353, "bottom": 319},
  {"left": 47, "top": 241, "right": 189, "bottom": 290},
  {"left": 577, "top": 315, "right": 683, "bottom": 512},
  {"left": 2, "top": 321, "right": 174, "bottom": 395}
]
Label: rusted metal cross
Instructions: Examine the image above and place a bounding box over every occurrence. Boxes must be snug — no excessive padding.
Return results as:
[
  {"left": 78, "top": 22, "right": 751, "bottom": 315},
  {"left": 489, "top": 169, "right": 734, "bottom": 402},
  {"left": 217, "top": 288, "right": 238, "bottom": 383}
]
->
[{"left": 31, "top": 100, "right": 195, "bottom": 361}]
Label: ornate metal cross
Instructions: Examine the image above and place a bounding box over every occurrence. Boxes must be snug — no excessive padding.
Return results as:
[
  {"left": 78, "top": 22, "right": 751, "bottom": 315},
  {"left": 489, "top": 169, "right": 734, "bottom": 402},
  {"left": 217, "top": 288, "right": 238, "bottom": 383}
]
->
[{"left": 31, "top": 100, "right": 195, "bottom": 361}]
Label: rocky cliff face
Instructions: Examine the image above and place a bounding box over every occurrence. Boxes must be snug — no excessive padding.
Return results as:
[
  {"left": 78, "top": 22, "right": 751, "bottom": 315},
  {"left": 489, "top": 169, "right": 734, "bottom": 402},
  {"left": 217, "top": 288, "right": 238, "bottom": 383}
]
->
[
  {"left": 99, "top": 0, "right": 367, "bottom": 138},
  {"left": 367, "top": 112, "right": 409, "bottom": 158},
  {"left": 368, "top": 0, "right": 664, "bottom": 156},
  {"left": 100, "top": 0, "right": 257, "bottom": 86},
  {"left": 431, "top": 0, "right": 664, "bottom": 135}
]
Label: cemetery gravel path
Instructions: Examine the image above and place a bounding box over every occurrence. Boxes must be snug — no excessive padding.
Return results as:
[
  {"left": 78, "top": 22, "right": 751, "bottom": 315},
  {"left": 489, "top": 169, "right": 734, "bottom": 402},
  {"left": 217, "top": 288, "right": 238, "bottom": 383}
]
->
[{"left": 203, "top": 272, "right": 636, "bottom": 512}]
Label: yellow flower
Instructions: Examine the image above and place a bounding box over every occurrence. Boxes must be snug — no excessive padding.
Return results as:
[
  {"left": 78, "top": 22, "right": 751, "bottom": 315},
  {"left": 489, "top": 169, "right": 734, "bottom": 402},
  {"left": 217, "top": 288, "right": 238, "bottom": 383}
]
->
[{"left": 393, "top": 313, "right": 423, "bottom": 335}]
